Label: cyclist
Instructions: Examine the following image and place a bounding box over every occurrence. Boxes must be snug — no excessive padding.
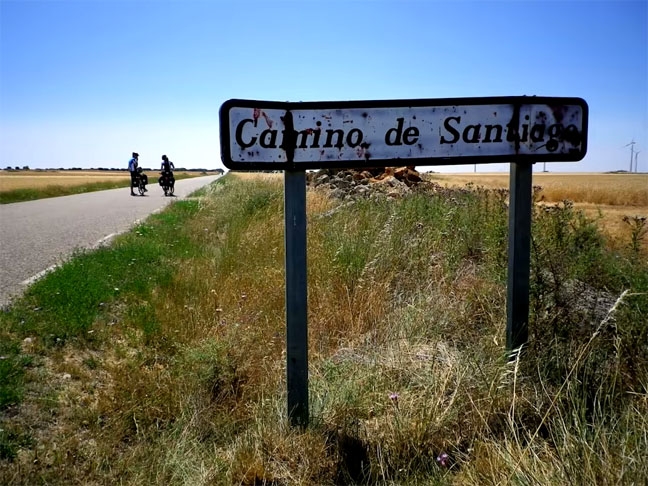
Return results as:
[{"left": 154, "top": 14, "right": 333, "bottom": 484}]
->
[
  {"left": 161, "top": 154, "right": 175, "bottom": 174},
  {"left": 160, "top": 155, "right": 175, "bottom": 192},
  {"left": 128, "top": 152, "right": 139, "bottom": 196}
]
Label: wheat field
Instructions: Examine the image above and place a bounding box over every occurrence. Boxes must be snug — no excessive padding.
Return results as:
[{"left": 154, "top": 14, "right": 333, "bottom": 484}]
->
[
  {"left": 0, "top": 170, "right": 213, "bottom": 192},
  {"left": 426, "top": 172, "right": 648, "bottom": 206},
  {"left": 426, "top": 172, "right": 648, "bottom": 247},
  {"left": 0, "top": 171, "right": 128, "bottom": 191}
]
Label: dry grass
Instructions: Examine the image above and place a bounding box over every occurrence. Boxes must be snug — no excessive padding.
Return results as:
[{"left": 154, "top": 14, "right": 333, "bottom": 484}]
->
[{"left": 2, "top": 173, "right": 647, "bottom": 484}]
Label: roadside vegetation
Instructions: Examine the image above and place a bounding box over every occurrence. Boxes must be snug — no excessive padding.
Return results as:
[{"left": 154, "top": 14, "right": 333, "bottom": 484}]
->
[{"left": 1, "top": 173, "right": 647, "bottom": 484}]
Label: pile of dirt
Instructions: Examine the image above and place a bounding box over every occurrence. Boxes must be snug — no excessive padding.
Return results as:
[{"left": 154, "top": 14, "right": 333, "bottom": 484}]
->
[{"left": 307, "top": 166, "right": 429, "bottom": 200}]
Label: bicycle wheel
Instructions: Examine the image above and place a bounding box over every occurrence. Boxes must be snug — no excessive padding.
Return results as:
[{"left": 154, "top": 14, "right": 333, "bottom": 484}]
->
[{"left": 138, "top": 181, "right": 146, "bottom": 196}]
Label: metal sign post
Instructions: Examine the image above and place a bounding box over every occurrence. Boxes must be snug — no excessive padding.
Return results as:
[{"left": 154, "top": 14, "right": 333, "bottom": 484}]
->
[
  {"left": 284, "top": 169, "right": 308, "bottom": 426},
  {"left": 507, "top": 162, "right": 533, "bottom": 352},
  {"left": 220, "top": 96, "right": 588, "bottom": 426}
]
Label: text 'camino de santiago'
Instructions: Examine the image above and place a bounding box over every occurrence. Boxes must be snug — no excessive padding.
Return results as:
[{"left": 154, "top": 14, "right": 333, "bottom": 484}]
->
[{"left": 220, "top": 98, "right": 588, "bottom": 169}]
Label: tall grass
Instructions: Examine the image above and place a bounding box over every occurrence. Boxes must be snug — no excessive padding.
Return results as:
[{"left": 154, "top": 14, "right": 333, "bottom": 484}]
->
[{"left": 1, "top": 173, "right": 647, "bottom": 485}]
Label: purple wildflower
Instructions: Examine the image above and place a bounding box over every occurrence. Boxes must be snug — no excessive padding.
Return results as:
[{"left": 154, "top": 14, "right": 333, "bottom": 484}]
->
[{"left": 436, "top": 452, "right": 449, "bottom": 468}]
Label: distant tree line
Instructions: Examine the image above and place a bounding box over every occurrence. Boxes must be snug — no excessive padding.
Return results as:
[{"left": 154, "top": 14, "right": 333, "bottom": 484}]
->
[{"left": 4, "top": 166, "right": 31, "bottom": 171}]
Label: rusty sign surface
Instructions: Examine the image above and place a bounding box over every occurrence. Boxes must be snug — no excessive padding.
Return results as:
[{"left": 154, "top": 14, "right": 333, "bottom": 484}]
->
[{"left": 219, "top": 97, "right": 588, "bottom": 170}]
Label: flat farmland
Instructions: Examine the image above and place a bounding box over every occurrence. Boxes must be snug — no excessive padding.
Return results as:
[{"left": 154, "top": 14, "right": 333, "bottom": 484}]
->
[
  {"left": 0, "top": 169, "right": 213, "bottom": 191},
  {"left": 0, "top": 169, "right": 220, "bottom": 203},
  {"left": 426, "top": 171, "right": 648, "bottom": 249},
  {"left": 1, "top": 171, "right": 126, "bottom": 190}
]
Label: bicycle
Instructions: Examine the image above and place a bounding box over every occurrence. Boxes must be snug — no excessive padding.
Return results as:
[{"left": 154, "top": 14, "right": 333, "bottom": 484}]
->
[{"left": 134, "top": 167, "right": 148, "bottom": 195}]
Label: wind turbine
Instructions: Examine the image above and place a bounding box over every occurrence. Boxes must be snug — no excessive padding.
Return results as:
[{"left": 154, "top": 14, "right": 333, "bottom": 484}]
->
[
  {"left": 624, "top": 140, "right": 636, "bottom": 172},
  {"left": 634, "top": 150, "right": 640, "bottom": 173}
]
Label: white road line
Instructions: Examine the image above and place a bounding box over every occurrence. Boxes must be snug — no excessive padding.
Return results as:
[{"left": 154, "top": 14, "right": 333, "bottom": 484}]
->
[
  {"left": 21, "top": 232, "right": 121, "bottom": 286},
  {"left": 21, "top": 265, "right": 58, "bottom": 286},
  {"left": 95, "top": 232, "right": 117, "bottom": 247}
]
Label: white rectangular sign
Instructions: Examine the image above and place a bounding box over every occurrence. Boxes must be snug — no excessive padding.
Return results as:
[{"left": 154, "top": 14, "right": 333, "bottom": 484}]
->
[{"left": 220, "top": 97, "right": 588, "bottom": 170}]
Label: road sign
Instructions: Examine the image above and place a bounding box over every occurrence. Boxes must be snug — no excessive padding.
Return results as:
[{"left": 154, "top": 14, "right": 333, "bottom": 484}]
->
[
  {"left": 220, "top": 97, "right": 588, "bottom": 170},
  {"left": 219, "top": 95, "right": 589, "bottom": 427}
]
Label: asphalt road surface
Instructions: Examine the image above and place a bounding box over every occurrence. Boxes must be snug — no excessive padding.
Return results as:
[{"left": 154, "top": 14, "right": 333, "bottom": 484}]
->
[{"left": 0, "top": 175, "right": 221, "bottom": 308}]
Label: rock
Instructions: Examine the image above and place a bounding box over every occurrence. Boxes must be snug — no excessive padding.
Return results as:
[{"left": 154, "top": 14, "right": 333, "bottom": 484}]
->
[
  {"left": 353, "top": 186, "right": 370, "bottom": 196},
  {"left": 21, "top": 337, "right": 35, "bottom": 353}
]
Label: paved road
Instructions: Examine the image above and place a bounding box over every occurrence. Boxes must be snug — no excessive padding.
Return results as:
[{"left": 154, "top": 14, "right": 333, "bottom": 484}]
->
[{"left": 0, "top": 175, "right": 221, "bottom": 308}]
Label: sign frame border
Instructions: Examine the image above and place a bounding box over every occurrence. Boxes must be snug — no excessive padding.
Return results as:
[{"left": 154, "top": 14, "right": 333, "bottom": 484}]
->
[{"left": 219, "top": 96, "right": 589, "bottom": 171}]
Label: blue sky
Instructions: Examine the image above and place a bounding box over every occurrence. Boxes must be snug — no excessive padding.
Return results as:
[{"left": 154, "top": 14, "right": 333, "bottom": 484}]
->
[{"left": 1, "top": 0, "right": 646, "bottom": 173}]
